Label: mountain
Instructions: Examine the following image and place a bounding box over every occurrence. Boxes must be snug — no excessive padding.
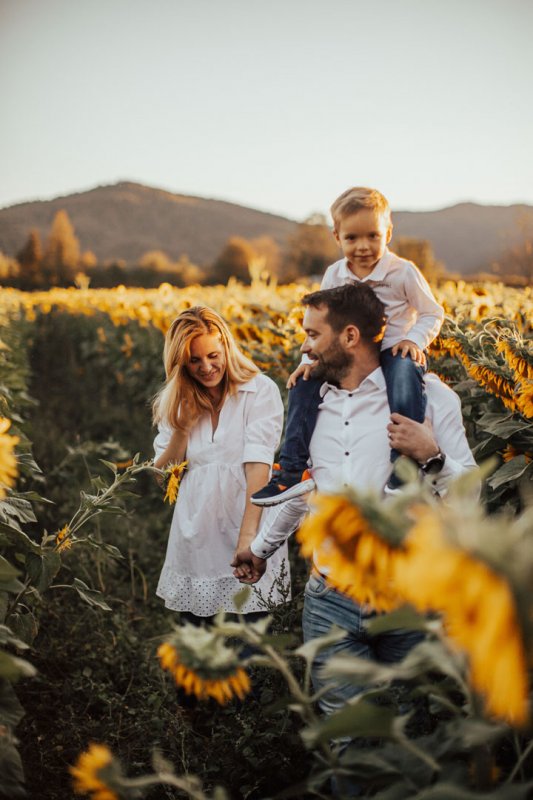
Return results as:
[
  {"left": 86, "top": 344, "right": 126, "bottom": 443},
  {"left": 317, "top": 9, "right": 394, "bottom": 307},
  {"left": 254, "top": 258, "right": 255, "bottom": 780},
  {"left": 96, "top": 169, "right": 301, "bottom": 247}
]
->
[
  {"left": 0, "top": 181, "right": 531, "bottom": 274},
  {"left": 0, "top": 182, "right": 295, "bottom": 266},
  {"left": 391, "top": 203, "right": 532, "bottom": 275}
]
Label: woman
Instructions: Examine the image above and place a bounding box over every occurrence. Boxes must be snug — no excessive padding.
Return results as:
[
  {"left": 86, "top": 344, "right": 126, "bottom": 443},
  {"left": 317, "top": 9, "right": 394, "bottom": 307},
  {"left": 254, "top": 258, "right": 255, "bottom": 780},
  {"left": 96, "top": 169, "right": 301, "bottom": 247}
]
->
[{"left": 153, "top": 305, "right": 289, "bottom": 619}]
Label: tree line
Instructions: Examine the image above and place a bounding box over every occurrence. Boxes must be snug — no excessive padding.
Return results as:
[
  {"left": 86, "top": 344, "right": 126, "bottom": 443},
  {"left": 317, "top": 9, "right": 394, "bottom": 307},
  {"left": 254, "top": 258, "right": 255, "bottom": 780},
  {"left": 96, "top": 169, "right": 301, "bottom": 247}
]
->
[{"left": 0, "top": 209, "right": 445, "bottom": 290}]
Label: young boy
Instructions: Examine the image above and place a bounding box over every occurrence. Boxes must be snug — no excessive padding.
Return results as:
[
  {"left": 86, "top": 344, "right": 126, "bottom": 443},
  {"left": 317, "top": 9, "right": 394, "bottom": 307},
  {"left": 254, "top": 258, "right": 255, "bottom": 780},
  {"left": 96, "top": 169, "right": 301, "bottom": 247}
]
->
[{"left": 251, "top": 186, "right": 445, "bottom": 505}]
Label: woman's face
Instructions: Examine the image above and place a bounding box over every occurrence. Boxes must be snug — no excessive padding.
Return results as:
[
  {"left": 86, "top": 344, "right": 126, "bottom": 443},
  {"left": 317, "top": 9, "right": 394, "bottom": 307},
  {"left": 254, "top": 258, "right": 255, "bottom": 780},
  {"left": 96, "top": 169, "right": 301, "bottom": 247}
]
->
[{"left": 186, "top": 333, "right": 226, "bottom": 393}]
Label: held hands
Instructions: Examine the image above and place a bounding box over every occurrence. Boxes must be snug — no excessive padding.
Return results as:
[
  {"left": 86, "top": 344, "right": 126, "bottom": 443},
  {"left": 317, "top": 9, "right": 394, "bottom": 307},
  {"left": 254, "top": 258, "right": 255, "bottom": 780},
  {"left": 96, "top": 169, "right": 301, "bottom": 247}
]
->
[
  {"left": 286, "top": 362, "right": 315, "bottom": 389},
  {"left": 391, "top": 339, "right": 426, "bottom": 366},
  {"left": 231, "top": 547, "right": 267, "bottom": 584},
  {"left": 387, "top": 414, "right": 440, "bottom": 464}
]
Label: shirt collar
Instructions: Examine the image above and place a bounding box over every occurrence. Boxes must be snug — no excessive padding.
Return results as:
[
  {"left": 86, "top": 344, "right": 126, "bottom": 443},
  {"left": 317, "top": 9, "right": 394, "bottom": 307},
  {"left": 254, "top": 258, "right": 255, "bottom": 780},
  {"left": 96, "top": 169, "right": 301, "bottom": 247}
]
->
[
  {"left": 341, "top": 247, "right": 392, "bottom": 283},
  {"left": 237, "top": 375, "right": 259, "bottom": 393},
  {"left": 319, "top": 366, "right": 385, "bottom": 397}
]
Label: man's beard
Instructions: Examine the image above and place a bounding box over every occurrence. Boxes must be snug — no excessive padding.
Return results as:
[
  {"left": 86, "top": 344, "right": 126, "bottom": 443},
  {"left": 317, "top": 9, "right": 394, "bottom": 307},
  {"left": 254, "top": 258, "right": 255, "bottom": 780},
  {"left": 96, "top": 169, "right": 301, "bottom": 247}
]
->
[{"left": 310, "top": 340, "right": 353, "bottom": 385}]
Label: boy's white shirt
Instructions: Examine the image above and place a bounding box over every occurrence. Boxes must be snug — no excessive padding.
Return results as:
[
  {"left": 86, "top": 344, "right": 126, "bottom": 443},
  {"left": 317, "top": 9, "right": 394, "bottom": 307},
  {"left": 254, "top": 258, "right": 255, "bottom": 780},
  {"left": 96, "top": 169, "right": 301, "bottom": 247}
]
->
[{"left": 318, "top": 248, "right": 444, "bottom": 352}]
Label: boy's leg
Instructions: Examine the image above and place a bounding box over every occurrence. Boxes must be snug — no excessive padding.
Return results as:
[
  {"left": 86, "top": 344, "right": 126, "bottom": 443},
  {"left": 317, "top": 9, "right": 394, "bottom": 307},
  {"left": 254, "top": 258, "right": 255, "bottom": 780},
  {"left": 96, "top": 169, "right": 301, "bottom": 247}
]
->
[
  {"left": 380, "top": 348, "right": 426, "bottom": 488},
  {"left": 251, "top": 376, "right": 321, "bottom": 506}
]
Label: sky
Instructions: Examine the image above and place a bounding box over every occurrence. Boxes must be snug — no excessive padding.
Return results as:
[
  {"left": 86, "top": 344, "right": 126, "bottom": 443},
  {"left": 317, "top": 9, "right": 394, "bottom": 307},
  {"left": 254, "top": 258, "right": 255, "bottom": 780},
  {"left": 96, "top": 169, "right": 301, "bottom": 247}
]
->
[{"left": 1, "top": 0, "right": 532, "bottom": 221}]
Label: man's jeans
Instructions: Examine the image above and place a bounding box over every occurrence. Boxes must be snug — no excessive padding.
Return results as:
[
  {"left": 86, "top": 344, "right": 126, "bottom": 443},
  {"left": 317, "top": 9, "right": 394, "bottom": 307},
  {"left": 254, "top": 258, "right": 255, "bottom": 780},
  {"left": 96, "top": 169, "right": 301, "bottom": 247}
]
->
[
  {"left": 302, "top": 573, "right": 424, "bottom": 715},
  {"left": 380, "top": 348, "right": 426, "bottom": 463}
]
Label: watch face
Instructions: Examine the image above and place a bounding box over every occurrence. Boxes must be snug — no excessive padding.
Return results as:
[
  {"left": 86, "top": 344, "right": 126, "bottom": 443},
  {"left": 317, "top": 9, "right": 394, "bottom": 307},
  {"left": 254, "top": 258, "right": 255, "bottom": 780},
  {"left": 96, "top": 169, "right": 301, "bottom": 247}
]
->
[{"left": 423, "top": 453, "right": 445, "bottom": 474}]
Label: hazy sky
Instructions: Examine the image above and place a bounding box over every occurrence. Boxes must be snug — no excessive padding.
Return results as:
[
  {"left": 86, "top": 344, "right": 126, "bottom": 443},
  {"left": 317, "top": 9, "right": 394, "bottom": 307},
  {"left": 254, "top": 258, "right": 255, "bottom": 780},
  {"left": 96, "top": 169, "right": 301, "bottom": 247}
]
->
[{"left": 1, "top": 0, "right": 532, "bottom": 220}]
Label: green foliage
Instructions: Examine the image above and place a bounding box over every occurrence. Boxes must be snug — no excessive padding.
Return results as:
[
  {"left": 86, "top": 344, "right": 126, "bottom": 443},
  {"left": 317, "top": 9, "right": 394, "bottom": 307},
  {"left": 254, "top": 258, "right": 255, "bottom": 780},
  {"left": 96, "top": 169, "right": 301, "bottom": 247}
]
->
[{"left": 1, "top": 294, "right": 532, "bottom": 798}]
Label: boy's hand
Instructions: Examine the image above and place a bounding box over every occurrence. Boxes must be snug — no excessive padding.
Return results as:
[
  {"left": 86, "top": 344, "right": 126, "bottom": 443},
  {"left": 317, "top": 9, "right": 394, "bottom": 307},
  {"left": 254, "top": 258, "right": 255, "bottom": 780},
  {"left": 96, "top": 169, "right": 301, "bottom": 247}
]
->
[
  {"left": 286, "top": 362, "right": 315, "bottom": 389},
  {"left": 391, "top": 340, "right": 426, "bottom": 366}
]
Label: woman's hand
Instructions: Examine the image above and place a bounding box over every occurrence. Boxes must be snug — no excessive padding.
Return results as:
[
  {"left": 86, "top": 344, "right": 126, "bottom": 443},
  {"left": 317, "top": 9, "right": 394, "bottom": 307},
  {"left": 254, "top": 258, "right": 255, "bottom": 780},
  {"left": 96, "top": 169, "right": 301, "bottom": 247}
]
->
[
  {"left": 286, "top": 362, "right": 315, "bottom": 389},
  {"left": 175, "top": 395, "right": 202, "bottom": 433}
]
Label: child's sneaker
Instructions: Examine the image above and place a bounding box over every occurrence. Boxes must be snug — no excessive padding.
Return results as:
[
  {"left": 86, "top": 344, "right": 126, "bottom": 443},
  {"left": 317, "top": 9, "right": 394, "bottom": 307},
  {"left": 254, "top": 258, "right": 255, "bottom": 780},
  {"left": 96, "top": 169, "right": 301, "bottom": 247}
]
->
[{"left": 251, "top": 464, "right": 315, "bottom": 507}]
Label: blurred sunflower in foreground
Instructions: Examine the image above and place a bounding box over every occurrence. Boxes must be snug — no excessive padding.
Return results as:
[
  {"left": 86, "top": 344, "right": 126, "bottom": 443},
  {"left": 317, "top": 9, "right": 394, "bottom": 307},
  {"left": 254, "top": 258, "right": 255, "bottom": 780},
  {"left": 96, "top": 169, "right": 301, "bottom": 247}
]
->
[
  {"left": 297, "top": 491, "right": 410, "bottom": 612},
  {"left": 396, "top": 506, "right": 530, "bottom": 726},
  {"left": 157, "top": 623, "right": 250, "bottom": 704},
  {"left": 70, "top": 743, "right": 121, "bottom": 800},
  {"left": 298, "top": 480, "right": 533, "bottom": 727}
]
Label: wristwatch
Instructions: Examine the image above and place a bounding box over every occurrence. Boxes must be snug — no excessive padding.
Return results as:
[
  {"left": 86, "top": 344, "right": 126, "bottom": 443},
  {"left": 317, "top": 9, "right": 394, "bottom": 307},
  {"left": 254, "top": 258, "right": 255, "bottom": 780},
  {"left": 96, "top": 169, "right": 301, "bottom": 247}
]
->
[{"left": 420, "top": 450, "right": 446, "bottom": 475}]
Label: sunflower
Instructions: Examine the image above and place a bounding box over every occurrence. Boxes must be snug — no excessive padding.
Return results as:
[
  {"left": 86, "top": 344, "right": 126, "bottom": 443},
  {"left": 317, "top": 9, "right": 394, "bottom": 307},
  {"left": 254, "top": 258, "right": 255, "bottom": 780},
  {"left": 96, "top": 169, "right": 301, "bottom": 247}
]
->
[
  {"left": 70, "top": 743, "right": 118, "bottom": 800},
  {"left": 496, "top": 338, "right": 533, "bottom": 382},
  {"left": 55, "top": 524, "right": 72, "bottom": 552},
  {"left": 0, "top": 417, "right": 19, "bottom": 498},
  {"left": 515, "top": 382, "right": 533, "bottom": 420},
  {"left": 296, "top": 493, "right": 407, "bottom": 612},
  {"left": 157, "top": 624, "right": 250, "bottom": 705},
  {"left": 502, "top": 445, "right": 532, "bottom": 464},
  {"left": 395, "top": 509, "right": 529, "bottom": 726},
  {"left": 163, "top": 460, "right": 188, "bottom": 504}
]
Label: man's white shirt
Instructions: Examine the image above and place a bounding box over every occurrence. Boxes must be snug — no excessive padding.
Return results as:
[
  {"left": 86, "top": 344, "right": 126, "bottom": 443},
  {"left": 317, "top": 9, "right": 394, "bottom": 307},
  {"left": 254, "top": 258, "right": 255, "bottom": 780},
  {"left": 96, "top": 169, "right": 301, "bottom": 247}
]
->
[{"left": 251, "top": 369, "right": 476, "bottom": 561}]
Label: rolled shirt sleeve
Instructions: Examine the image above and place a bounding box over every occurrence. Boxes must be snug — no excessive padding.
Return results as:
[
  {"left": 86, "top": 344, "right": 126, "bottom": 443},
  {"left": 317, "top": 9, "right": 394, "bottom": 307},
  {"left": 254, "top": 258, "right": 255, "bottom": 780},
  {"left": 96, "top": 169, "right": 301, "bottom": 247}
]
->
[
  {"left": 425, "top": 374, "right": 478, "bottom": 496},
  {"left": 251, "top": 496, "right": 309, "bottom": 559},
  {"left": 242, "top": 375, "right": 284, "bottom": 465}
]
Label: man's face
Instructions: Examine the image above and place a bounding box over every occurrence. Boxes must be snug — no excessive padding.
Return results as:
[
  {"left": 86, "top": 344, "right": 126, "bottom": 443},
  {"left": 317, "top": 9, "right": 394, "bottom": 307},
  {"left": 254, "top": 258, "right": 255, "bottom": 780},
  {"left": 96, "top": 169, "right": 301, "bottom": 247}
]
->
[{"left": 301, "top": 304, "right": 353, "bottom": 384}]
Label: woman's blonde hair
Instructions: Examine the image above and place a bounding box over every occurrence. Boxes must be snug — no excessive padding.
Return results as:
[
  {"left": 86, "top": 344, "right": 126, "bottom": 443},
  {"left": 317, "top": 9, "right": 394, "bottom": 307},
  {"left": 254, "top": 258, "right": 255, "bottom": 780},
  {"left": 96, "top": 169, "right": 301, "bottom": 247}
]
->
[{"left": 152, "top": 305, "right": 258, "bottom": 428}]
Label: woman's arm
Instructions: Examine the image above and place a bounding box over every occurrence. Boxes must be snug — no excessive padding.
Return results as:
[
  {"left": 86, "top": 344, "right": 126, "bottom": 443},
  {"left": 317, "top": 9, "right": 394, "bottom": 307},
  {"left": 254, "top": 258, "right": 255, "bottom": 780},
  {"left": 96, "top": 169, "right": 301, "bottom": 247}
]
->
[
  {"left": 154, "top": 426, "right": 189, "bottom": 470},
  {"left": 235, "top": 462, "right": 270, "bottom": 553}
]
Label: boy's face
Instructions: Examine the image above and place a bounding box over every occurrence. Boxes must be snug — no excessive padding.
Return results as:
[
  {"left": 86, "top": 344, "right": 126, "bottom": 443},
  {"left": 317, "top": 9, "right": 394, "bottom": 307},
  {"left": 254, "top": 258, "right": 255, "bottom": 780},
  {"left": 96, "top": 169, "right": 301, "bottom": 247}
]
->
[{"left": 334, "top": 209, "right": 392, "bottom": 274}]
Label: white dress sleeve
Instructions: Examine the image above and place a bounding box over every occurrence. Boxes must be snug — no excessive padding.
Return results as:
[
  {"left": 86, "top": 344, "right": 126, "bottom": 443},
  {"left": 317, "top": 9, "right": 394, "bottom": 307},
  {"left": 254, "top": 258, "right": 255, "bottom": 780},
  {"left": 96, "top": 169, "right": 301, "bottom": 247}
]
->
[
  {"left": 242, "top": 376, "right": 284, "bottom": 465},
  {"left": 153, "top": 421, "right": 173, "bottom": 461}
]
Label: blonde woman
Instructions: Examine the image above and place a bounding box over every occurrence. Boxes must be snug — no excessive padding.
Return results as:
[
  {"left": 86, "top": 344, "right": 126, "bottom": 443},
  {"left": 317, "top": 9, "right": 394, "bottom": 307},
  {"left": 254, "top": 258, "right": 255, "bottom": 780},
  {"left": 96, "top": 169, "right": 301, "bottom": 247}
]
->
[{"left": 153, "top": 306, "right": 289, "bottom": 621}]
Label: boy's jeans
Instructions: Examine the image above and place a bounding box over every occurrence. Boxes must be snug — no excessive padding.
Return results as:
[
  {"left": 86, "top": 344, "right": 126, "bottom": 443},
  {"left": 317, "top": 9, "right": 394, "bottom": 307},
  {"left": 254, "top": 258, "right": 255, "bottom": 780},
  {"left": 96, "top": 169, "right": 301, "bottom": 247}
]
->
[
  {"left": 279, "top": 348, "right": 426, "bottom": 475},
  {"left": 380, "top": 347, "right": 426, "bottom": 463},
  {"left": 279, "top": 376, "right": 323, "bottom": 474}
]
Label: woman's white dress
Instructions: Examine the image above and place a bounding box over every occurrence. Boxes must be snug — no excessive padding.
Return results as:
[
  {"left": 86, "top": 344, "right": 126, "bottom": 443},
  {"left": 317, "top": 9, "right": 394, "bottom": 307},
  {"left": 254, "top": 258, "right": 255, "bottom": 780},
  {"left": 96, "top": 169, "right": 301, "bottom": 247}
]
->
[{"left": 154, "top": 373, "right": 291, "bottom": 616}]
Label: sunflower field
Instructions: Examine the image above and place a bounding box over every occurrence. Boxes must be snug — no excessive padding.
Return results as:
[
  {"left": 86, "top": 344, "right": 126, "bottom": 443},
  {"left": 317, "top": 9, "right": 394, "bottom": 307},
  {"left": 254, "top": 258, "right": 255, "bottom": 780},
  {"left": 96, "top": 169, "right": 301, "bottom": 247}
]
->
[{"left": 0, "top": 277, "right": 532, "bottom": 799}]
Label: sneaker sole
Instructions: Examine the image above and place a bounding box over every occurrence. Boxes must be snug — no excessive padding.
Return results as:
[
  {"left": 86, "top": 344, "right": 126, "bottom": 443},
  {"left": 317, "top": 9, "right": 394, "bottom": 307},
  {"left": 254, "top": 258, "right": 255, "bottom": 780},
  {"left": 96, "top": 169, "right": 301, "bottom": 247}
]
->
[{"left": 251, "top": 478, "right": 316, "bottom": 507}]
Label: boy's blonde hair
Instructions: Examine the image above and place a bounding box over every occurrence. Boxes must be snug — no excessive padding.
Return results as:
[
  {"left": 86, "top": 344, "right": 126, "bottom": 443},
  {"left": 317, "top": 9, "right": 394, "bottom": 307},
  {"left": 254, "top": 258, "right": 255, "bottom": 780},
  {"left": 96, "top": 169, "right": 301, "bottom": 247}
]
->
[
  {"left": 330, "top": 187, "right": 392, "bottom": 231},
  {"left": 152, "top": 305, "right": 258, "bottom": 428}
]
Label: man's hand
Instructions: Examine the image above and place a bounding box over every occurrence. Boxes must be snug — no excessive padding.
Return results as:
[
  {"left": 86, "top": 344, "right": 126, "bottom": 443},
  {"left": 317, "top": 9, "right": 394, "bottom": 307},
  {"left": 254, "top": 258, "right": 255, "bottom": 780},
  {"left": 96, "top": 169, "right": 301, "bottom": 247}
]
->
[
  {"left": 391, "top": 339, "right": 426, "bottom": 366},
  {"left": 387, "top": 414, "right": 440, "bottom": 464},
  {"left": 286, "top": 362, "right": 315, "bottom": 389},
  {"left": 231, "top": 547, "right": 267, "bottom": 584}
]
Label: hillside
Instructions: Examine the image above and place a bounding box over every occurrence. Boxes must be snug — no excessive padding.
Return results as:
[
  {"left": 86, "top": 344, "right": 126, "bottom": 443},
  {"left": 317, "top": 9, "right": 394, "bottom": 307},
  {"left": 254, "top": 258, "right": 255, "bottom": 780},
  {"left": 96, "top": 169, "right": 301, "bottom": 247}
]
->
[
  {"left": 0, "top": 182, "right": 296, "bottom": 266},
  {"left": 0, "top": 182, "right": 531, "bottom": 274},
  {"left": 392, "top": 203, "right": 532, "bottom": 275}
]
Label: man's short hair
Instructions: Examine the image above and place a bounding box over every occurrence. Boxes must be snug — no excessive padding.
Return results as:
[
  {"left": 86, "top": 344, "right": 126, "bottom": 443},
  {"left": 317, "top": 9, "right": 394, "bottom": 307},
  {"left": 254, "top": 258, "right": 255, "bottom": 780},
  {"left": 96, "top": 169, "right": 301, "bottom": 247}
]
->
[
  {"left": 330, "top": 187, "right": 391, "bottom": 230},
  {"left": 302, "top": 283, "right": 386, "bottom": 351}
]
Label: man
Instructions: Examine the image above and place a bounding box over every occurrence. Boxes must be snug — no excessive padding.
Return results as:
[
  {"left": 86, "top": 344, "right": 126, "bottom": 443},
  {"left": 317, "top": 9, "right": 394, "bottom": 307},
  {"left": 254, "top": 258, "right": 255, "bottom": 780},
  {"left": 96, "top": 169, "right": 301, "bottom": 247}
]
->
[{"left": 232, "top": 283, "right": 476, "bottom": 716}]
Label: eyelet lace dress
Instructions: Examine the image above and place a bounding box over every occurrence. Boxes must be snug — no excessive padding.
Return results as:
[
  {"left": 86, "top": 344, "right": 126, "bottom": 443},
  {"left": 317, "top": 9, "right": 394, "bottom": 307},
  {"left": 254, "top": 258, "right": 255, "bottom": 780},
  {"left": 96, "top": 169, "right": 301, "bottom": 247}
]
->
[{"left": 154, "top": 374, "right": 291, "bottom": 616}]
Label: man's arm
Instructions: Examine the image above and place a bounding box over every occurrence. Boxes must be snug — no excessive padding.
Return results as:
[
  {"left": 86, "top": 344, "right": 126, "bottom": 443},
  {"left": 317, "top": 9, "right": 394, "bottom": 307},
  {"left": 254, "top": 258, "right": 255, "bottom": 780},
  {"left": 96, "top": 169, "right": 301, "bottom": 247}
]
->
[
  {"left": 388, "top": 375, "right": 477, "bottom": 496},
  {"left": 231, "top": 495, "right": 309, "bottom": 583}
]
